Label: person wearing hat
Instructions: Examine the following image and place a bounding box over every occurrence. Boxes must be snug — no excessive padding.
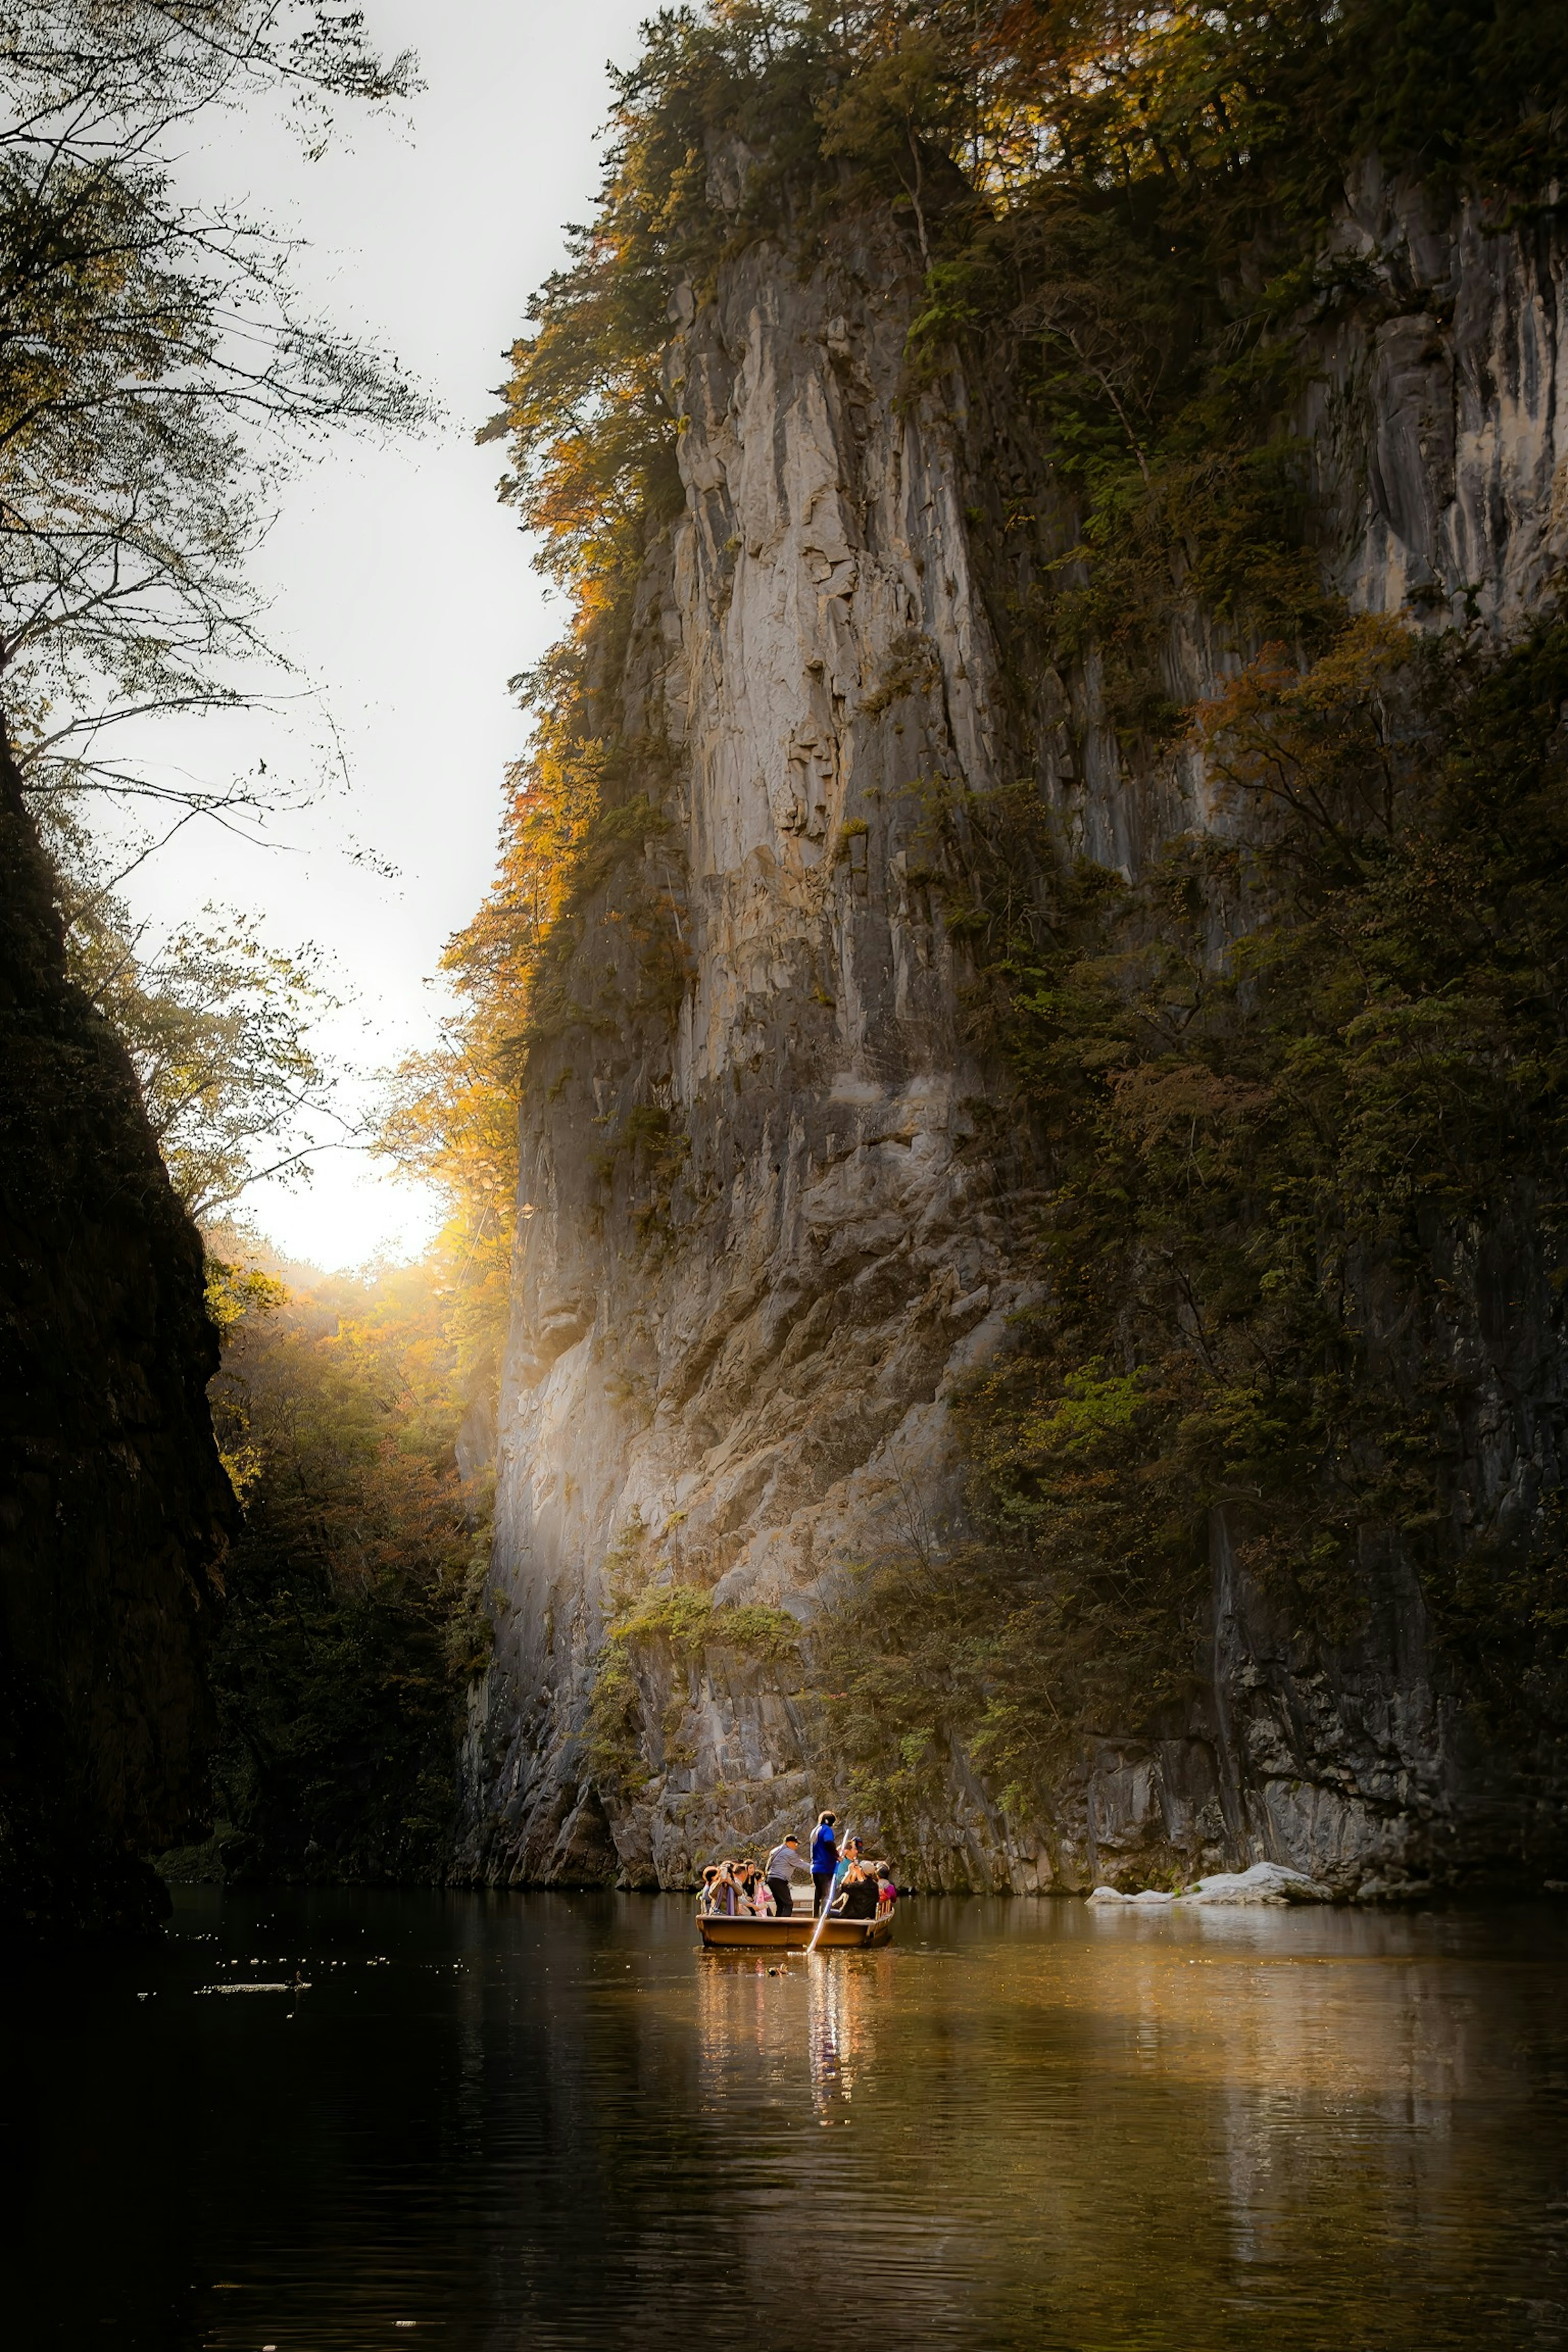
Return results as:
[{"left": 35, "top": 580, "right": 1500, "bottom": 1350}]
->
[
  {"left": 810, "top": 1811, "right": 839, "bottom": 1915},
  {"left": 764, "top": 1834, "right": 811, "bottom": 1916}
]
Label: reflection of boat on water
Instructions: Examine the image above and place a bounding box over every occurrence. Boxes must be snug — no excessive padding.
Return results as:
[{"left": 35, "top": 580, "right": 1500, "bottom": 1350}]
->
[{"left": 696, "top": 1909, "right": 894, "bottom": 1951}]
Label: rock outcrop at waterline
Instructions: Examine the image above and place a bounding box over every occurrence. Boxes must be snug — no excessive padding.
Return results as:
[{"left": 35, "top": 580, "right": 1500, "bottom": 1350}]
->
[
  {"left": 0, "top": 744, "right": 233, "bottom": 1939},
  {"left": 455, "top": 164, "right": 1568, "bottom": 1901}
]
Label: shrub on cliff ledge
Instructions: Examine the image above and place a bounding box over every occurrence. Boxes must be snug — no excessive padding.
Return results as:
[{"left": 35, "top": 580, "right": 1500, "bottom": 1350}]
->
[{"left": 589, "top": 1572, "right": 802, "bottom": 1798}]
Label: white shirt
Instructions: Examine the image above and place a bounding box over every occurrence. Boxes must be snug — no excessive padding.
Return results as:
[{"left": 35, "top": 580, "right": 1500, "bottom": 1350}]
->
[{"left": 765, "top": 1843, "right": 809, "bottom": 1880}]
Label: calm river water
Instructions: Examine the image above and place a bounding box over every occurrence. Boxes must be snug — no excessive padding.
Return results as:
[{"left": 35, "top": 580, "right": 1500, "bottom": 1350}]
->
[{"left": 4, "top": 1887, "right": 1566, "bottom": 2350}]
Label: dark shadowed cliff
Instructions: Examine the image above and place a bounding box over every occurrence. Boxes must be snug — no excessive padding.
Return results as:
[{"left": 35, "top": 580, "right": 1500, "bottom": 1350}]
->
[{"left": 0, "top": 743, "right": 233, "bottom": 1938}]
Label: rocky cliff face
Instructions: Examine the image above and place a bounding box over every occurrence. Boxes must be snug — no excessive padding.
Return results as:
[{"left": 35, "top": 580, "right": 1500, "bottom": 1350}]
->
[
  {"left": 456, "top": 165, "right": 1568, "bottom": 1899},
  {"left": 0, "top": 746, "right": 233, "bottom": 1938}
]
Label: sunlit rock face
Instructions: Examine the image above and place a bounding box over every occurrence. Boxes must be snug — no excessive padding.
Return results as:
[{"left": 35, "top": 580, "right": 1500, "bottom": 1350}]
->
[
  {"left": 0, "top": 748, "right": 233, "bottom": 1941},
  {"left": 455, "top": 176, "right": 1568, "bottom": 1899}
]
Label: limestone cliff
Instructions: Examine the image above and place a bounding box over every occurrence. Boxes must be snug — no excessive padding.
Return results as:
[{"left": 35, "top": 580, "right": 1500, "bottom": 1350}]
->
[
  {"left": 0, "top": 745, "right": 233, "bottom": 1938},
  {"left": 456, "top": 165, "right": 1568, "bottom": 1899}
]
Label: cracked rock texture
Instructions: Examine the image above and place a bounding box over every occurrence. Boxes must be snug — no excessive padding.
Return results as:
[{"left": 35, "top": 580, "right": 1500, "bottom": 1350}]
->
[{"left": 455, "top": 171, "right": 1568, "bottom": 1900}]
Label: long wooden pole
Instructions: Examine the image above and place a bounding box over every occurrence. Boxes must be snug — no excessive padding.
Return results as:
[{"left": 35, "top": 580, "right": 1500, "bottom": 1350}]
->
[{"left": 805, "top": 1841, "right": 848, "bottom": 1955}]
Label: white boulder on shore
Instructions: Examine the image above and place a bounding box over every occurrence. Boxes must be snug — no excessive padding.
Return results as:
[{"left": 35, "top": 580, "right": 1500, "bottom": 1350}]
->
[{"left": 1087, "top": 1862, "right": 1335, "bottom": 1908}]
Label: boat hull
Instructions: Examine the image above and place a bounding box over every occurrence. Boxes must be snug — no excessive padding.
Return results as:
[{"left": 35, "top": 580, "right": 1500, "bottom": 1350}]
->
[{"left": 697, "top": 1911, "right": 893, "bottom": 1951}]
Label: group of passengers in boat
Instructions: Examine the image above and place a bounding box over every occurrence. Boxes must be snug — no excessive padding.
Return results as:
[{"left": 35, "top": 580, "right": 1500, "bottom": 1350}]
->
[{"left": 697, "top": 1811, "right": 897, "bottom": 1920}]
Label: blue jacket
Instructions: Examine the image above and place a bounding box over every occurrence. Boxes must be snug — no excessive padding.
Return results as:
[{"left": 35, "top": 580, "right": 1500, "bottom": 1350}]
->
[{"left": 811, "top": 1822, "right": 838, "bottom": 1873}]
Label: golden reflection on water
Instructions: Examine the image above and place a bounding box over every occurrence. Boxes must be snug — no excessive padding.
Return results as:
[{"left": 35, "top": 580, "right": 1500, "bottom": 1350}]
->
[
  {"left": 687, "top": 1901, "right": 1568, "bottom": 2350},
  {"left": 21, "top": 1887, "right": 1560, "bottom": 2352}
]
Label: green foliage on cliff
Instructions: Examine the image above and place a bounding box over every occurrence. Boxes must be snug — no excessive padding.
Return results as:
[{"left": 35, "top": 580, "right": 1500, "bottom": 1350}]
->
[
  {"left": 822, "top": 611, "right": 1568, "bottom": 1838},
  {"left": 445, "top": 0, "right": 1566, "bottom": 1191},
  {"left": 441, "top": 2, "right": 1568, "bottom": 1847},
  {"left": 588, "top": 1564, "right": 801, "bottom": 1797},
  {"left": 487, "top": 0, "right": 1567, "bottom": 555},
  {"left": 479, "top": 0, "right": 1566, "bottom": 656},
  {"left": 192, "top": 1248, "right": 489, "bottom": 1882}
]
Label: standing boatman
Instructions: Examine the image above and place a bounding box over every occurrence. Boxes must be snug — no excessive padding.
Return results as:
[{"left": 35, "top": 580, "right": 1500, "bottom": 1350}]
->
[
  {"left": 810, "top": 1811, "right": 839, "bottom": 1915},
  {"left": 764, "top": 1834, "right": 811, "bottom": 1916}
]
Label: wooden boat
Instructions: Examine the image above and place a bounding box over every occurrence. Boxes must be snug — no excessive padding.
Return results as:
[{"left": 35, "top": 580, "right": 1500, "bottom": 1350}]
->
[{"left": 696, "top": 1905, "right": 894, "bottom": 1951}]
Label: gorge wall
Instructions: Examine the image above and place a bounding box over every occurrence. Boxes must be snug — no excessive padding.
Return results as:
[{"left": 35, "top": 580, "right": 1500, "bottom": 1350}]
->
[
  {"left": 0, "top": 748, "right": 233, "bottom": 1938},
  {"left": 455, "top": 160, "right": 1568, "bottom": 1900}
]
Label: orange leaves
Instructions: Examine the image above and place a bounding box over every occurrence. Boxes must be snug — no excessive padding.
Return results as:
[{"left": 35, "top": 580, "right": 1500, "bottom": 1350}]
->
[
  {"left": 1198, "top": 615, "right": 1422, "bottom": 844},
  {"left": 1107, "top": 1060, "right": 1274, "bottom": 1168}
]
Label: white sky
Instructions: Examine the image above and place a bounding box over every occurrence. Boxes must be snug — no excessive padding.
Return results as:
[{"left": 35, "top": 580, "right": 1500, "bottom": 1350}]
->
[{"left": 118, "top": 0, "right": 651, "bottom": 1269}]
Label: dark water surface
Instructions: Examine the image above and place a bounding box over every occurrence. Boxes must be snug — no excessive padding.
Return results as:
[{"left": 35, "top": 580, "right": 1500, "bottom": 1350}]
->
[{"left": 4, "top": 1887, "right": 1566, "bottom": 2350}]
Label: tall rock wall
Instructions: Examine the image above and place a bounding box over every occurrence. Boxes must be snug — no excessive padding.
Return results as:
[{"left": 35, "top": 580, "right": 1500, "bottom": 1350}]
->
[
  {"left": 456, "top": 169, "right": 1568, "bottom": 1899},
  {"left": 0, "top": 746, "right": 234, "bottom": 1938}
]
